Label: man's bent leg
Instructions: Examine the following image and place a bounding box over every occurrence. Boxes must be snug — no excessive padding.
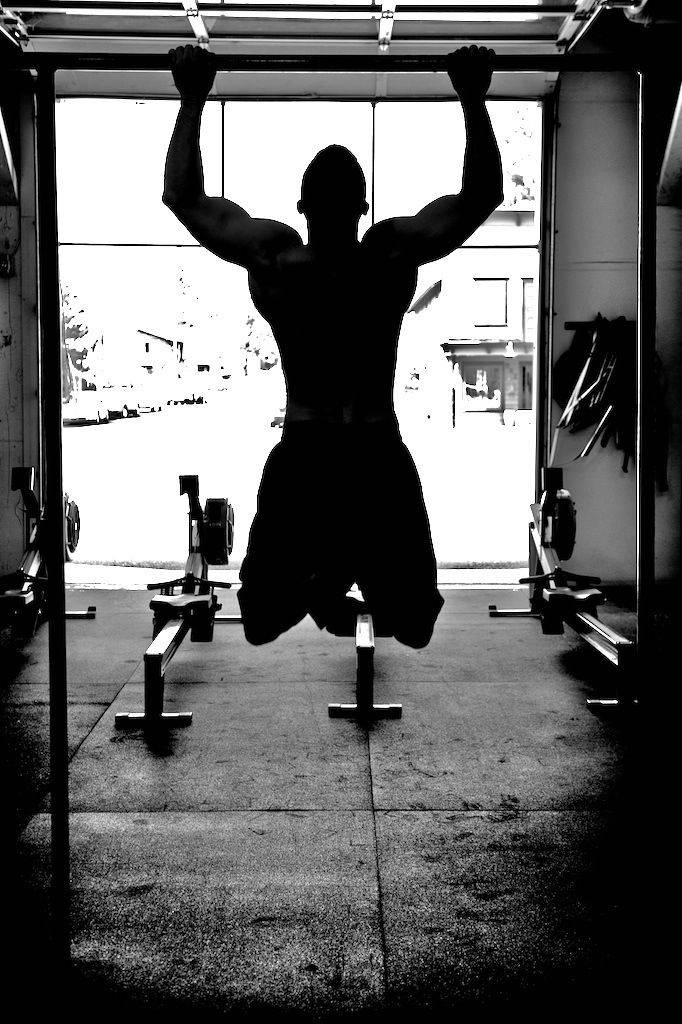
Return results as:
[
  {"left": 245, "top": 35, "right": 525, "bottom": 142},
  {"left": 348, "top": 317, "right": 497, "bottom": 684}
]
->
[
  {"left": 237, "top": 576, "right": 310, "bottom": 645},
  {"left": 355, "top": 435, "right": 444, "bottom": 648},
  {"left": 307, "top": 571, "right": 362, "bottom": 637},
  {"left": 359, "top": 578, "right": 444, "bottom": 648}
]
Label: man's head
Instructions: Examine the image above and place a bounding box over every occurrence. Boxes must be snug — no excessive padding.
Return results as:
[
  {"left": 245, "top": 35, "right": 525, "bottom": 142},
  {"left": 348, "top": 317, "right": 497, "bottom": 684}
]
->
[{"left": 297, "top": 145, "right": 369, "bottom": 222}]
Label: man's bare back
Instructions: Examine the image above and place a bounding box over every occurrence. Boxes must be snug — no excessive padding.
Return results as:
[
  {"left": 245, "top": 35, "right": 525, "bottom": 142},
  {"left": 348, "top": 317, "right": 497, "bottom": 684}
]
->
[{"left": 247, "top": 234, "right": 418, "bottom": 424}]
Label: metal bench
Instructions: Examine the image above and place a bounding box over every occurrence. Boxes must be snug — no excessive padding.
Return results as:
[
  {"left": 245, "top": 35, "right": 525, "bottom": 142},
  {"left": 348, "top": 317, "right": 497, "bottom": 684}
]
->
[{"left": 328, "top": 612, "right": 402, "bottom": 722}]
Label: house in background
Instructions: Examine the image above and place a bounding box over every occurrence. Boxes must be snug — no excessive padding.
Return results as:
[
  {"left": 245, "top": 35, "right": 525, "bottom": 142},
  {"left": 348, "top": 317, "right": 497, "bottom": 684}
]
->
[
  {"left": 443, "top": 267, "right": 536, "bottom": 426},
  {"left": 136, "top": 326, "right": 236, "bottom": 401},
  {"left": 137, "top": 328, "right": 183, "bottom": 376},
  {"left": 401, "top": 198, "right": 539, "bottom": 427}
]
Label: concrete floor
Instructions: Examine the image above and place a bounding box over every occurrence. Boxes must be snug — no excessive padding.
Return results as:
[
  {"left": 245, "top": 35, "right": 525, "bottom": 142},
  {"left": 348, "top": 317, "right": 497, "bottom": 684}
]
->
[{"left": 2, "top": 587, "right": 658, "bottom": 1019}]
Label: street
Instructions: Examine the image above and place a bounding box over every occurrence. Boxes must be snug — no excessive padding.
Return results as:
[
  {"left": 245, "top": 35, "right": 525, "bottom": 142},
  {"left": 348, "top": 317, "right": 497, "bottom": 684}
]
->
[{"left": 62, "top": 388, "right": 535, "bottom": 569}]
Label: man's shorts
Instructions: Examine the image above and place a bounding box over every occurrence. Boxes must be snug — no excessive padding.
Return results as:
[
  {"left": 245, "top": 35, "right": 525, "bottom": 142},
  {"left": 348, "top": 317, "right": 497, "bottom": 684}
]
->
[{"left": 238, "top": 420, "right": 444, "bottom": 648}]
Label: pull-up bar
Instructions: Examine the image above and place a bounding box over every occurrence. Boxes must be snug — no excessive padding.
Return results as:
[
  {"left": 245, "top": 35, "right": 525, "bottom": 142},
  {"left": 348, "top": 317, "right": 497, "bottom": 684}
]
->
[{"left": 18, "top": 53, "right": 645, "bottom": 73}]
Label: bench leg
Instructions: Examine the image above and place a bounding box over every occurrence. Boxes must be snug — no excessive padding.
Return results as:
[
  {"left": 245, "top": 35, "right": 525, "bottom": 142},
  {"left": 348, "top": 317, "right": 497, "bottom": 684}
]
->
[
  {"left": 115, "top": 618, "right": 192, "bottom": 729},
  {"left": 489, "top": 605, "right": 541, "bottom": 618},
  {"left": 586, "top": 644, "right": 640, "bottom": 710},
  {"left": 328, "top": 614, "right": 402, "bottom": 721},
  {"left": 65, "top": 606, "right": 96, "bottom": 620},
  {"left": 489, "top": 522, "right": 545, "bottom": 619}
]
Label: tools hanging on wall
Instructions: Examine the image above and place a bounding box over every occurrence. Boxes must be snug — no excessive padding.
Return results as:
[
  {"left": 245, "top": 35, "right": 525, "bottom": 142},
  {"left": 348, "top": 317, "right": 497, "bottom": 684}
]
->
[{"left": 550, "top": 315, "right": 669, "bottom": 491}]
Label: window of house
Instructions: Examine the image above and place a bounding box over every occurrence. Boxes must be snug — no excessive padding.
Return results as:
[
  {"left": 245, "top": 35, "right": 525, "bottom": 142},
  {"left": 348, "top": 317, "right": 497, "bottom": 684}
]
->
[
  {"left": 520, "top": 362, "right": 534, "bottom": 410},
  {"left": 522, "top": 277, "right": 537, "bottom": 344},
  {"left": 473, "top": 278, "right": 508, "bottom": 328}
]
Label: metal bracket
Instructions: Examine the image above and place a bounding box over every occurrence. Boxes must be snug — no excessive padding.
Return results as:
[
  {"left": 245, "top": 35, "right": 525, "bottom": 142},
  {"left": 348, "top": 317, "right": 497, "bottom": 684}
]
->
[
  {"left": 378, "top": 2, "right": 396, "bottom": 54},
  {"left": 181, "top": 0, "right": 210, "bottom": 49},
  {"left": 0, "top": 5, "right": 29, "bottom": 47}
]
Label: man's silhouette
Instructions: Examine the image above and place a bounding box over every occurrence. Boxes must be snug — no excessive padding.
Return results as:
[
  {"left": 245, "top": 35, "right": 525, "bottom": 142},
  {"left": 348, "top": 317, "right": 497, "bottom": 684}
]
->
[{"left": 163, "top": 45, "right": 503, "bottom": 647}]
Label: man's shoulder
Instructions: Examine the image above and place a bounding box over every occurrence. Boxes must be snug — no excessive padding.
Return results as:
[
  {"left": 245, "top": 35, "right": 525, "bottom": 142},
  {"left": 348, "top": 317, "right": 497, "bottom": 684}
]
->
[
  {"left": 248, "top": 222, "right": 305, "bottom": 275},
  {"left": 361, "top": 217, "right": 417, "bottom": 265},
  {"left": 257, "top": 220, "right": 304, "bottom": 257}
]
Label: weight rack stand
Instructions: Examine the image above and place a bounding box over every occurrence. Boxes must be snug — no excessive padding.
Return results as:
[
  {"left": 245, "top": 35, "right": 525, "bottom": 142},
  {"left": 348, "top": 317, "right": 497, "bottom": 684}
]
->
[{"left": 490, "top": 504, "right": 637, "bottom": 708}]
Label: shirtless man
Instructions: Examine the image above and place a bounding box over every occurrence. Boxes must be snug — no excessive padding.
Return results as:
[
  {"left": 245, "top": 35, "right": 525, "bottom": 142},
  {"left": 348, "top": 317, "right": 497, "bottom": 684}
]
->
[{"left": 163, "top": 45, "right": 503, "bottom": 647}]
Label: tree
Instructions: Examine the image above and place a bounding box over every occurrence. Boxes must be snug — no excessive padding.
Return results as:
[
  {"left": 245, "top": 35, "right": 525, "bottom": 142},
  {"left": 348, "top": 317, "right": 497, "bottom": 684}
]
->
[
  {"left": 241, "top": 310, "right": 278, "bottom": 375},
  {"left": 175, "top": 265, "right": 198, "bottom": 334},
  {"left": 495, "top": 103, "right": 540, "bottom": 207},
  {"left": 60, "top": 281, "right": 97, "bottom": 399}
]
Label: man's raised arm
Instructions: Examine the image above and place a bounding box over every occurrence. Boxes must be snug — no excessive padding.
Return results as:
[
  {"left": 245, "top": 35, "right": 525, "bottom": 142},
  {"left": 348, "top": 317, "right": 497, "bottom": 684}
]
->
[
  {"left": 456, "top": 46, "right": 504, "bottom": 214},
  {"left": 364, "top": 46, "right": 504, "bottom": 267},
  {"left": 162, "top": 46, "right": 300, "bottom": 271},
  {"left": 162, "top": 46, "right": 217, "bottom": 210}
]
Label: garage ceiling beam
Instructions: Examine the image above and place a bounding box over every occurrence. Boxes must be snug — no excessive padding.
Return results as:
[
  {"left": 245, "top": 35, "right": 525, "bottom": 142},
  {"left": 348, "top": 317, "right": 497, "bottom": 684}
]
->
[
  {"left": 8, "top": 3, "right": 577, "bottom": 15},
  {"left": 5, "top": 1, "right": 580, "bottom": 57}
]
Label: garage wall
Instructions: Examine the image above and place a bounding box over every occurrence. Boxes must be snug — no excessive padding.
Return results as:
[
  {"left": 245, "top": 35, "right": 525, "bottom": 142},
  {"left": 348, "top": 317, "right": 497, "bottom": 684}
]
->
[
  {"left": 551, "top": 72, "right": 639, "bottom": 585},
  {"left": 655, "top": 205, "right": 682, "bottom": 582},
  {"left": 0, "top": 75, "right": 40, "bottom": 576},
  {"left": 551, "top": 70, "right": 680, "bottom": 586}
]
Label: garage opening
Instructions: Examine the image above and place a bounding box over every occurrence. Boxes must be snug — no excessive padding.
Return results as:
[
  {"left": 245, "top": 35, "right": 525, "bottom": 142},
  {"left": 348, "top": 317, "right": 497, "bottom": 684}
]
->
[{"left": 57, "top": 94, "right": 541, "bottom": 578}]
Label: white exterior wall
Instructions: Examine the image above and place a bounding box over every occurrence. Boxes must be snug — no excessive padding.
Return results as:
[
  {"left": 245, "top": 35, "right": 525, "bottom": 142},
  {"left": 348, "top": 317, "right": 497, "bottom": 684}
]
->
[
  {"left": 552, "top": 71, "right": 680, "bottom": 585},
  {"left": 0, "top": 79, "right": 39, "bottom": 575},
  {"left": 655, "top": 206, "right": 682, "bottom": 582},
  {"left": 551, "top": 72, "right": 639, "bottom": 585}
]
